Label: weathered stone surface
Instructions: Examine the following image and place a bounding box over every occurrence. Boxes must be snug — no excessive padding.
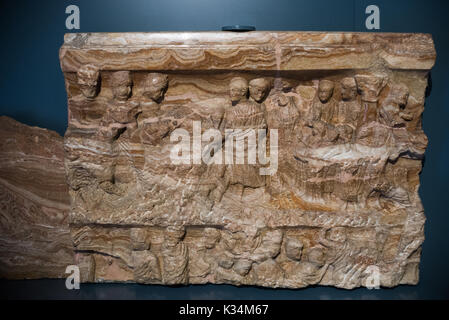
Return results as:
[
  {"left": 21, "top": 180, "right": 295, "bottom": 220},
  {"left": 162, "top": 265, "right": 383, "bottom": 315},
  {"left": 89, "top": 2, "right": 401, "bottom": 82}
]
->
[
  {"left": 0, "top": 116, "right": 74, "bottom": 279},
  {"left": 60, "top": 32, "right": 435, "bottom": 288}
]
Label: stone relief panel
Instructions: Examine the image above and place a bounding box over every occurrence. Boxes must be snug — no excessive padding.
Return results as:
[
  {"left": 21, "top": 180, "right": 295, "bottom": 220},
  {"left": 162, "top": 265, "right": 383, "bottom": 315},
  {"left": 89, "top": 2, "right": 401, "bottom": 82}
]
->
[{"left": 59, "top": 32, "right": 435, "bottom": 288}]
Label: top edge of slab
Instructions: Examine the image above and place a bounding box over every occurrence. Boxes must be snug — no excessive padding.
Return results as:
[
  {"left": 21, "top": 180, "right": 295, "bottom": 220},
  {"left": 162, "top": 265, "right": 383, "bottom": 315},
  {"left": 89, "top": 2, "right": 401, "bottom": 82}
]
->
[{"left": 60, "top": 31, "right": 436, "bottom": 72}]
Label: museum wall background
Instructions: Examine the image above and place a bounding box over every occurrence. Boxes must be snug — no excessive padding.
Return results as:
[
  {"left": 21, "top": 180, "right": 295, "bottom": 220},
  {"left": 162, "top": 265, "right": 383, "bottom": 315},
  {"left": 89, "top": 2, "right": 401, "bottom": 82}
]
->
[{"left": 0, "top": 0, "right": 448, "bottom": 299}]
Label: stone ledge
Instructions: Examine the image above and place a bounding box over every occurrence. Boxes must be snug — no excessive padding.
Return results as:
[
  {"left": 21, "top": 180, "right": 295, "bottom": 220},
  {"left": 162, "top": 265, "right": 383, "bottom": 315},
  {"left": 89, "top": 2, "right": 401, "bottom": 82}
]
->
[{"left": 60, "top": 32, "right": 436, "bottom": 72}]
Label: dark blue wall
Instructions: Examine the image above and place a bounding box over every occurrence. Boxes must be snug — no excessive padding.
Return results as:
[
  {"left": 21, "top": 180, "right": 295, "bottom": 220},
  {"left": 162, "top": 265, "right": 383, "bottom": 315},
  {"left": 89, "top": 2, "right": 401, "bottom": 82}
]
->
[{"left": 0, "top": 0, "right": 448, "bottom": 299}]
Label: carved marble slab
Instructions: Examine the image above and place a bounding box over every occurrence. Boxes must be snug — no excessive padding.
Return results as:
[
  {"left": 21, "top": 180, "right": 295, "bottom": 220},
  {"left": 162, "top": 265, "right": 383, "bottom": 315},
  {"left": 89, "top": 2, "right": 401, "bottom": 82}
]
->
[
  {"left": 0, "top": 116, "right": 74, "bottom": 279},
  {"left": 60, "top": 32, "right": 435, "bottom": 288}
]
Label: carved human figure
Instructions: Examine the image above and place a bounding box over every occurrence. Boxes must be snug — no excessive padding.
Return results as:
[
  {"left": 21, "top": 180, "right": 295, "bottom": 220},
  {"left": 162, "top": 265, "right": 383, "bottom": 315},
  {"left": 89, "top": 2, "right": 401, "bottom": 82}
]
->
[
  {"left": 251, "top": 229, "right": 285, "bottom": 286},
  {"left": 144, "top": 72, "right": 169, "bottom": 103},
  {"left": 65, "top": 66, "right": 106, "bottom": 197},
  {"left": 279, "top": 236, "right": 304, "bottom": 287},
  {"left": 107, "top": 71, "right": 140, "bottom": 127},
  {"left": 221, "top": 77, "right": 267, "bottom": 190},
  {"left": 301, "top": 80, "right": 338, "bottom": 147},
  {"left": 279, "top": 232, "right": 331, "bottom": 287},
  {"left": 190, "top": 228, "right": 221, "bottom": 279},
  {"left": 131, "top": 228, "right": 161, "bottom": 283},
  {"left": 379, "top": 83, "right": 410, "bottom": 127},
  {"left": 96, "top": 71, "right": 141, "bottom": 190},
  {"left": 230, "top": 76, "right": 249, "bottom": 105},
  {"left": 265, "top": 92, "right": 300, "bottom": 143},
  {"left": 112, "top": 71, "right": 132, "bottom": 101},
  {"left": 355, "top": 74, "right": 387, "bottom": 123},
  {"left": 353, "top": 74, "right": 393, "bottom": 148},
  {"left": 132, "top": 250, "right": 162, "bottom": 284},
  {"left": 161, "top": 226, "right": 189, "bottom": 284},
  {"left": 314, "top": 79, "right": 336, "bottom": 123},
  {"left": 137, "top": 73, "right": 173, "bottom": 145},
  {"left": 139, "top": 73, "right": 169, "bottom": 119},
  {"left": 96, "top": 71, "right": 140, "bottom": 143},
  {"left": 202, "top": 227, "right": 222, "bottom": 250},
  {"left": 292, "top": 85, "right": 316, "bottom": 147},
  {"left": 296, "top": 245, "right": 330, "bottom": 285},
  {"left": 217, "top": 229, "right": 284, "bottom": 285},
  {"left": 284, "top": 237, "right": 304, "bottom": 261},
  {"left": 175, "top": 78, "right": 247, "bottom": 205},
  {"left": 357, "top": 80, "right": 413, "bottom": 159},
  {"left": 251, "top": 229, "right": 283, "bottom": 263},
  {"left": 318, "top": 227, "right": 348, "bottom": 258},
  {"left": 224, "top": 77, "right": 267, "bottom": 129},
  {"left": 249, "top": 78, "right": 271, "bottom": 104},
  {"left": 264, "top": 89, "right": 303, "bottom": 192},
  {"left": 215, "top": 230, "right": 260, "bottom": 283},
  {"left": 333, "top": 77, "right": 361, "bottom": 143},
  {"left": 221, "top": 230, "right": 260, "bottom": 259},
  {"left": 77, "top": 64, "right": 101, "bottom": 99},
  {"left": 294, "top": 84, "right": 317, "bottom": 119},
  {"left": 340, "top": 77, "right": 358, "bottom": 104},
  {"left": 68, "top": 64, "right": 104, "bottom": 127},
  {"left": 318, "top": 80, "right": 334, "bottom": 102},
  {"left": 317, "top": 227, "right": 360, "bottom": 288},
  {"left": 233, "top": 259, "right": 253, "bottom": 276},
  {"left": 130, "top": 227, "right": 150, "bottom": 251}
]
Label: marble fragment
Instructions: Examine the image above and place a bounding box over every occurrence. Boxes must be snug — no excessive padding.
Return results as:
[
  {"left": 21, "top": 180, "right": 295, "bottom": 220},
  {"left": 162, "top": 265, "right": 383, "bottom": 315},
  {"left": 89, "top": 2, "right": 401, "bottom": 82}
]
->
[{"left": 0, "top": 116, "right": 74, "bottom": 279}]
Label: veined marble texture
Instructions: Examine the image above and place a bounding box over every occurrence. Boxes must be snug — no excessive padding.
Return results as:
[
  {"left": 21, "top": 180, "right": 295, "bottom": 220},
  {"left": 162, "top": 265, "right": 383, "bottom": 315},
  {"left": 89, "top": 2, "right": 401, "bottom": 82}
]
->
[
  {"left": 3, "top": 31, "right": 436, "bottom": 288},
  {"left": 0, "top": 116, "right": 74, "bottom": 279}
]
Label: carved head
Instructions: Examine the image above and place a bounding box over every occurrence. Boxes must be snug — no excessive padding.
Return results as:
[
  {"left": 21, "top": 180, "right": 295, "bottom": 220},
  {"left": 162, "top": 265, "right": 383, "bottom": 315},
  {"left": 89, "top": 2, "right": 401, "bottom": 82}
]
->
[
  {"left": 326, "top": 227, "right": 347, "bottom": 243},
  {"left": 249, "top": 78, "right": 271, "bottom": 103},
  {"left": 130, "top": 228, "right": 150, "bottom": 251},
  {"left": 355, "top": 74, "right": 387, "bottom": 102},
  {"left": 164, "top": 225, "right": 186, "bottom": 246},
  {"left": 229, "top": 77, "right": 248, "bottom": 104},
  {"left": 77, "top": 64, "right": 100, "bottom": 99},
  {"left": 264, "top": 229, "right": 284, "bottom": 258},
  {"left": 340, "top": 77, "right": 358, "bottom": 101},
  {"left": 318, "top": 80, "right": 334, "bottom": 103},
  {"left": 285, "top": 237, "right": 304, "bottom": 261},
  {"left": 307, "top": 246, "right": 326, "bottom": 267},
  {"left": 389, "top": 83, "right": 409, "bottom": 107},
  {"left": 111, "top": 71, "right": 132, "bottom": 101},
  {"left": 143, "top": 73, "right": 169, "bottom": 103},
  {"left": 202, "top": 228, "right": 221, "bottom": 249},
  {"left": 233, "top": 259, "right": 253, "bottom": 276}
]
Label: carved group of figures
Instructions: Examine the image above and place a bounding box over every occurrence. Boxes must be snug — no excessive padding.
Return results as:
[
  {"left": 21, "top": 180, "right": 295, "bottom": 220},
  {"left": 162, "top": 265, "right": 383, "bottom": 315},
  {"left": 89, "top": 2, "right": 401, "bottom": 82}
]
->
[
  {"left": 226, "top": 73, "right": 416, "bottom": 148},
  {"left": 223, "top": 74, "right": 425, "bottom": 211},
  {"left": 70, "top": 64, "right": 416, "bottom": 143},
  {"left": 67, "top": 64, "right": 419, "bottom": 194},
  {"left": 66, "top": 65, "right": 171, "bottom": 194},
  {"left": 63, "top": 65, "right": 427, "bottom": 226},
  {"left": 75, "top": 224, "right": 418, "bottom": 288},
  {"left": 66, "top": 66, "right": 423, "bottom": 288}
]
